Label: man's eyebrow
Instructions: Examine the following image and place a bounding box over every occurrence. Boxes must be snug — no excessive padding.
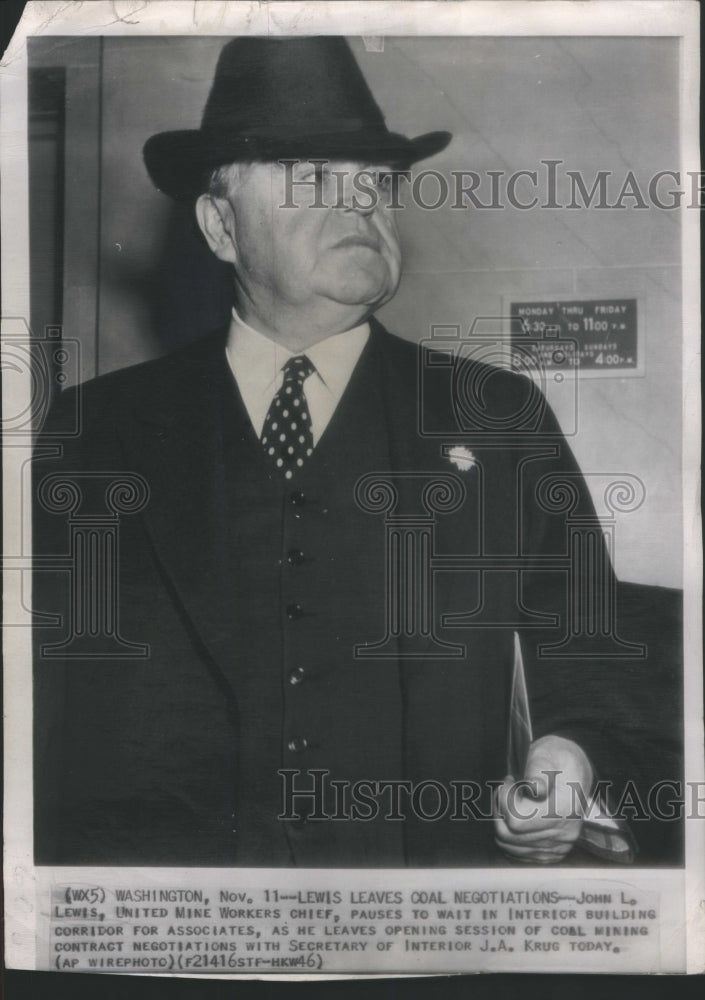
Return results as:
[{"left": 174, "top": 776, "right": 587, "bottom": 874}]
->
[{"left": 290, "top": 161, "right": 392, "bottom": 170}]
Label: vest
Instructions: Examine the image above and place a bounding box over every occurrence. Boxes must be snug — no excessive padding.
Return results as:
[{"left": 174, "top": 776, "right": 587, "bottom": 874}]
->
[{"left": 222, "top": 338, "right": 406, "bottom": 865}]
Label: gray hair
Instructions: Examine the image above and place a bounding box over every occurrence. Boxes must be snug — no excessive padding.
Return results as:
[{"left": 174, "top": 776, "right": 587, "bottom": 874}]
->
[{"left": 205, "top": 161, "right": 254, "bottom": 199}]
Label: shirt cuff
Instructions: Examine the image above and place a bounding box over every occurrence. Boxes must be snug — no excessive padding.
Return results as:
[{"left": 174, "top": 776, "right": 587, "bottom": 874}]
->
[{"left": 577, "top": 789, "right": 637, "bottom": 863}]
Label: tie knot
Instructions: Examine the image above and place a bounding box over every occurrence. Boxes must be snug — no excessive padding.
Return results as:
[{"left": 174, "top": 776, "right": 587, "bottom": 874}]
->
[{"left": 282, "top": 355, "right": 315, "bottom": 385}]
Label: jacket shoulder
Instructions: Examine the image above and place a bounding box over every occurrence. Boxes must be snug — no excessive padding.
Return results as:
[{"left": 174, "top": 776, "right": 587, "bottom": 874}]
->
[
  {"left": 39, "top": 329, "right": 228, "bottom": 436},
  {"left": 373, "top": 319, "right": 542, "bottom": 425}
]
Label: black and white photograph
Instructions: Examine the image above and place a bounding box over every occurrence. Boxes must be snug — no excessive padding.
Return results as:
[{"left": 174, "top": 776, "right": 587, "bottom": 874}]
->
[{"left": 2, "top": 0, "right": 702, "bottom": 978}]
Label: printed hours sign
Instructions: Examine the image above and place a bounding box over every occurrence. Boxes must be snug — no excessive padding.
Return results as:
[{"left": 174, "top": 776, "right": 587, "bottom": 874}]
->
[{"left": 510, "top": 299, "right": 638, "bottom": 373}]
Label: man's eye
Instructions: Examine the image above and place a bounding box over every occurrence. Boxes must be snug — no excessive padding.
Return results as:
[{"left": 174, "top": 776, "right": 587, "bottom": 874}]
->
[
  {"left": 296, "top": 166, "right": 327, "bottom": 182},
  {"left": 378, "top": 172, "right": 393, "bottom": 189}
]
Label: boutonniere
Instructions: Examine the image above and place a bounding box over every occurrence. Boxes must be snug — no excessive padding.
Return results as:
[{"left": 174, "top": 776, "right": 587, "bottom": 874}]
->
[{"left": 447, "top": 446, "right": 477, "bottom": 472}]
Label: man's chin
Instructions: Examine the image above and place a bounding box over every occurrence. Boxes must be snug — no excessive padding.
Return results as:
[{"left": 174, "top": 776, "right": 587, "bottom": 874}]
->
[{"left": 320, "top": 273, "right": 399, "bottom": 310}]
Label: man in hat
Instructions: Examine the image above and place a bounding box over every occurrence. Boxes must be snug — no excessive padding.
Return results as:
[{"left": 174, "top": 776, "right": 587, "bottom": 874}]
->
[{"left": 33, "top": 37, "right": 641, "bottom": 867}]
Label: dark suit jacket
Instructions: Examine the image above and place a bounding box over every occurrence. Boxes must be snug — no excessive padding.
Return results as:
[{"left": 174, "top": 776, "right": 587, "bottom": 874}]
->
[{"left": 32, "top": 320, "right": 682, "bottom": 866}]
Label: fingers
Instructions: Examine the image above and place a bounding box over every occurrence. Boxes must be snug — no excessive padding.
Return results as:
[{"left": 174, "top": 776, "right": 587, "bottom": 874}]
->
[
  {"left": 494, "top": 814, "right": 576, "bottom": 846},
  {"left": 494, "top": 777, "right": 582, "bottom": 863},
  {"left": 494, "top": 815, "right": 576, "bottom": 862},
  {"left": 496, "top": 841, "right": 572, "bottom": 864},
  {"left": 496, "top": 779, "right": 555, "bottom": 833}
]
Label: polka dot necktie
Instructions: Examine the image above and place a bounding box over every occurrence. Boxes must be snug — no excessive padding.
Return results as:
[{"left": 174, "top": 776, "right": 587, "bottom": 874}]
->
[{"left": 260, "top": 355, "right": 316, "bottom": 480}]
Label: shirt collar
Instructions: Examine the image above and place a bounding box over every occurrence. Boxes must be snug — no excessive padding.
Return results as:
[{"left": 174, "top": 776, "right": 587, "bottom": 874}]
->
[{"left": 225, "top": 307, "right": 370, "bottom": 400}]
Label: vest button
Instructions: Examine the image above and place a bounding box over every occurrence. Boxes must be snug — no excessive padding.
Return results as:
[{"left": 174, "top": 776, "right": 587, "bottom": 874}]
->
[
  {"left": 287, "top": 548, "right": 305, "bottom": 566},
  {"left": 288, "top": 667, "right": 306, "bottom": 685},
  {"left": 289, "top": 491, "right": 306, "bottom": 507},
  {"left": 286, "top": 602, "right": 304, "bottom": 620},
  {"left": 287, "top": 736, "right": 308, "bottom": 753}
]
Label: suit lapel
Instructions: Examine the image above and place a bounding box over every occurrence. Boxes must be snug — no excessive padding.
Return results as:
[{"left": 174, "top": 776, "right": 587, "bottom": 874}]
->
[
  {"left": 372, "top": 320, "right": 481, "bottom": 659},
  {"left": 116, "top": 331, "right": 250, "bottom": 682},
  {"left": 115, "top": 321, "right": 483, "bottom": 677}
]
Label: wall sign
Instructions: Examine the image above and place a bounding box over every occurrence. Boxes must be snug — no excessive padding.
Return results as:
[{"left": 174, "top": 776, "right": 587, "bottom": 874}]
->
[{"left": 510, "top": 299, "right": 638, "bottom": 374}]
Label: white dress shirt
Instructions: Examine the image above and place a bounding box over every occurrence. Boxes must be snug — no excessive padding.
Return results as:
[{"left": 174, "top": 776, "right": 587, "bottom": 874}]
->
[{"left": 225, "top": 308, "right": 370, "bottom": 446}]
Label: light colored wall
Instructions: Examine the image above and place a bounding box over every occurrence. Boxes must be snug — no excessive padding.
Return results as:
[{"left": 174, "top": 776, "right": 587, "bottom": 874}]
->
[
  {"left": 371, "top": 38, "right": 682, "bottom": 590},
  {"left": 66, "top": 36, "right": 682, "bottom": 587}
]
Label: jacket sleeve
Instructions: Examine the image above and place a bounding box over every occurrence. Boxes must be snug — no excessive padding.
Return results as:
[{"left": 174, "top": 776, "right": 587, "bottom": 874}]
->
[
  {"left": 513, "top": 387, "right": 682, "bottom": 863},
  {"left": 32, "top": 381, "right": 124, "bottom": 862},
  {"left": 32, "top": 386, "right": 81, "bottom": 862}
]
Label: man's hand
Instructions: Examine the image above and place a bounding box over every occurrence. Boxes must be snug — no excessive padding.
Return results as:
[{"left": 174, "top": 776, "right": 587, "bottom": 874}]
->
[{"left": 494, "top": 734, "right": 593, "bottom": 863}]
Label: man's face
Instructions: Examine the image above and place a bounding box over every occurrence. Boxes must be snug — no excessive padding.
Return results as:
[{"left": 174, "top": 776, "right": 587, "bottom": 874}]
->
[{"left": 202, "top": 160, "right": 403, "bottom": 335}]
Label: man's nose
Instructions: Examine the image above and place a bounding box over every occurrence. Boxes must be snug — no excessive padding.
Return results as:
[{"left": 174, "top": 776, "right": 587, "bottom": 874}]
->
[
  {"left": 333, "top": 169, "right": 379, "bottom": 215},
  {"left": 346, "top": 198, "right": 376, "bottom": 218}
]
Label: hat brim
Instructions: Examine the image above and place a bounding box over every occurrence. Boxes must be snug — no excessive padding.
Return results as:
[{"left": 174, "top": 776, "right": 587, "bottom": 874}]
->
[{"left": 143, "top": 128, "right": 452, "bottom": 201}]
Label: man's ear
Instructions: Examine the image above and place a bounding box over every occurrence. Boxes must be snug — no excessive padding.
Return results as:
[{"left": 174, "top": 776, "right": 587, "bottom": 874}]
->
[{"left": 195, "top": 194, "right": 238, "bottom": 265}]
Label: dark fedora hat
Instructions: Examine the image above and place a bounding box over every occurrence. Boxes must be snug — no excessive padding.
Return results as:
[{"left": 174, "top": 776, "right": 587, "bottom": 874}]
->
[{"left": 143, "top": 36, "right": 452, "bottom": 201}]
